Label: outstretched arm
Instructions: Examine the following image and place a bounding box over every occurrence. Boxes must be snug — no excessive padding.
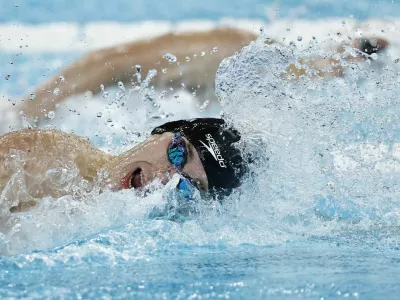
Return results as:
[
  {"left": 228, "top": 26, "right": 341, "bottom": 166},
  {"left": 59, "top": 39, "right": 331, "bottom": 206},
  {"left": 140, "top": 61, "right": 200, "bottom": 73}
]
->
[{"left": 18, "top": 28, "right": 257, "bottom": 121}]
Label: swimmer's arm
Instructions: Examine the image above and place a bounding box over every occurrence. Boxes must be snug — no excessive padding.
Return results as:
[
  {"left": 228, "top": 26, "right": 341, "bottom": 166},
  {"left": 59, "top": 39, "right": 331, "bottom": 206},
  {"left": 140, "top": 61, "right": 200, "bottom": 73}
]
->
[{"left": 19, "top": 28, "right": 257, "bottom": 121}]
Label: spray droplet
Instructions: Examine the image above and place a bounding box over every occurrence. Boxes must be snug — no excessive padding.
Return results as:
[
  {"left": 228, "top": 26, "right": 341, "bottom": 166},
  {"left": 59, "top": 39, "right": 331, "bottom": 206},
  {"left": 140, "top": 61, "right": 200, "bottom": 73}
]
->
[
  {"left": 47, "top": 111, "right": 55, "bottom": 120},
  {"left": 9, "top": 61, "right": 13, "bottom": 65},
  {"left": 59, "top": 75, "right": 65, "bottom": 82},
  {"left": 29, "top": 93, "right": 35, "bottom": 101},
  {"left": 212, "top": 47, "right": 218, "bottom": 52},
  {"left": 162, "top": 68, "right": 167, "bottom": 74},
  {"left": 136, "top": 65, "right": 141, "bottom": 73},
  {"left": 395, "top": 58, "right": 399, "bottom": 63},
  {"left": 201, "top": 51, "right": 206, "bottom": 57},
  {"left": 97, "top": 112, "right": 102, "bottom": 117},
  {"left": 5, "top": 75, "right": 10, "bottom": 80},
  {"left": 297, "top": 36, "right": 303, "bottom": 42},
  {"left": 185, "top": 56, "right": 190, "bottom": 62},
  {"left": 107, "top": 118, "right": 112, "bottom": 123},
  {"left": 118, "top": 81, "right": 125, "bottom": 90},
  {"left": 163, "top": 53, "right": 177, "bottom": 63},
  {"left": 199, "top": 100, "right": 209, "bottom": 111},
  {"left": 53, "top": 87, "right": 61, "bottom": 95}
]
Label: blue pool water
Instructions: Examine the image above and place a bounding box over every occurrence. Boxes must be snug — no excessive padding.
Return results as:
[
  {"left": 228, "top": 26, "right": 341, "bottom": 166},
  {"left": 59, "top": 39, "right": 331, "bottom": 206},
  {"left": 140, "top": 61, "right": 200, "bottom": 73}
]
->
[{"left": 2, "top": 1, "right": 400, "bottom": 299}]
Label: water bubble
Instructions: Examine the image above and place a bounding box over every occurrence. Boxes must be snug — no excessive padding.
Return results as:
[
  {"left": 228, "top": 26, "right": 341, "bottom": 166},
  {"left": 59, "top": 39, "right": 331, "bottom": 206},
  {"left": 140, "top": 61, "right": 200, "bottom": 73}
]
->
[
  {"left": 395, "top": 58, "right": 399, "bottom": 64},
  {"left": 53, "top": 87, "right": 61, "bottom": 95},
  {"left": 59, "top": 76, "right": 65, "bottom": 82},
  {"left": 135, "top": 64, "right": 141, "bottom": 73},
  {"left": 163, "top": 53, "right": 177, "bottom": 63},
  {"left": 29, "top": 93, "right": 35, "bottom": 101},
  {"left": 212, "top": 47, "right": 218, "bottom": 52},
  {"left": 297, "top": 36, "right": 303, "bottom": 42},
  {"left": 9, "top": 61, "right": 13, "bottom": 65},
  {"left": 201, "top": 51, "right": 206, "bottom": 57},
  {"left": 96, "top": 112, "right": 102, "bottom": 118},
  {"left": 107, "top": 118, "right": 112, "bottom": 123},
  {"left": 47, "top": 111, "right": 55, "bottom": 120},
  {"left": 100, "top": 84, "right": 105, "bottom": 91},
  {"left": 5, "top": 75, "right": 10, "bottom": 80},
  {"left": 162, "top": 68, "right": 167, "bottom": 74},
  {"left": 185, "top": 56, "right": 190, "bottom": 62}
]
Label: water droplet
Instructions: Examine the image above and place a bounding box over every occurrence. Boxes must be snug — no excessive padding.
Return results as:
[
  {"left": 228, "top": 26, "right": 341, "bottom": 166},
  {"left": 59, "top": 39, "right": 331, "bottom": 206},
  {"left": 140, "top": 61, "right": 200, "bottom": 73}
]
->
[
  {"left": 29, "top": 93, "right": 35, "bottom": 101},
  {"left": 199, "top": 100, "right": 209, "bottom": 111},
  {"left": 135, "top": 65, "right": 141, "bottom": 73},
  {"left": 159, "top": 91, "right": 166, "bottom": 100},
  {"left": 181, "top": 82, "right": 186, "bottom": 88},
  {"left": 47, "top": 111, "right": 55, "bottom": 120},
  {"left": 9, "top": 61, "right": 13, "bottom": 65},
  {"left": 59, "top": 75, "right": 65, "bottom": 82},
  {"left": 100, "top": 84, "right": 105, "bottom": 91},
  {"left": 201, "top": 51, "right": 206, "bottom": 57},
  {"left": 185, "top": 56, "right": 190, "bottom": 62},
  {"left": 395, "top": 58, "right": 399, "bottom": 63},
  {"left": 107, "top": 118, "right": 112, "bottom": 122},
  {"left": 53, "top": 87, "right": 61, "bottom": 95},
  {"left": 5, "top": 74, "right": 10, "bottom": 80},
  {"left": 370, "top": 53, "right": 378, "bottom": 60},
  {"left": 312, "top": 36, "right": 316, "bottom": 40},
  {"left": 193, "top": 54, "right": 197, "bottom": 59},
  {"left": 163, "top": 53, "right": 177, "bottom": 63},
  {"left": 96, "top": 112, "right": 102, "bottom": 117},
  {"left": 162, "top": 68, "right": 167, "bottom": 74},
  {"left": 297, "top": 36, "right": 303, "bottom": 42},
  {"left": 212, "top": 47, "right": 218, "bottom": 52},
  {"left": 118, "top": 81, "right": 125, "bottom": 90}
]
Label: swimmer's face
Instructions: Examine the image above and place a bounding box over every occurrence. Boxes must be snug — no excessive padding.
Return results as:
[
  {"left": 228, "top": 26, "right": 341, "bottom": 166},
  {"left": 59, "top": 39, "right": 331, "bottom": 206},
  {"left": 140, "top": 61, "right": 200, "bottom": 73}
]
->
[{"left": 107, "top": 132, "right": 208, "bottom": 192}]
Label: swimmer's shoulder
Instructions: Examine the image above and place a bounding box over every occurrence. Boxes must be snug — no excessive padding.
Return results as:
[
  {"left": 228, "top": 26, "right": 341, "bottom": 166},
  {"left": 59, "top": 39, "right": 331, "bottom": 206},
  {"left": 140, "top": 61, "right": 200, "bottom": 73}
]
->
[{"left": 0, "top": 128, "right": 95, "bottom": 155}]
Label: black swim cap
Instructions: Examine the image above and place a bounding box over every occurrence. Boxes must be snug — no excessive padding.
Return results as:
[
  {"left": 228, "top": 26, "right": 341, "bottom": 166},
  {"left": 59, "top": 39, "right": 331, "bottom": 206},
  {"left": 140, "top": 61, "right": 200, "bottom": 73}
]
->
[{"left": 151, "top": 118, "right": 247, "bottom": 195}]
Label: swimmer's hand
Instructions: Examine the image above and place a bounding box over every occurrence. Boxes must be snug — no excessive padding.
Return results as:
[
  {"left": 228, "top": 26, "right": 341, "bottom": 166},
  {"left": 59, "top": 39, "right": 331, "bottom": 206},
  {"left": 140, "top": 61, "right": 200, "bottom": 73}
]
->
[{"left": 148, "top": 173, "right": 201, "bottom": 222}]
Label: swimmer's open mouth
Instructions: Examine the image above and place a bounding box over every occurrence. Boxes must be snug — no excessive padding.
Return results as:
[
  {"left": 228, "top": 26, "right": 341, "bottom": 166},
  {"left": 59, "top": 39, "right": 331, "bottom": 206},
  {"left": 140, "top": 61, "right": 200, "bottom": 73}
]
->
[{"left": 123, "top": 168, "right": 144, "bottom": 189}]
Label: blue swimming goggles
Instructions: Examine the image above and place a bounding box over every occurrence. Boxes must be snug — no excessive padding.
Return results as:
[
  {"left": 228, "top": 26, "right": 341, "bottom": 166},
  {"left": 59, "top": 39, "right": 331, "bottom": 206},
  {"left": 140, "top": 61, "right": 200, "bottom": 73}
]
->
[{"left": 167, "top": 132, "right": 201, "bottom": 200}]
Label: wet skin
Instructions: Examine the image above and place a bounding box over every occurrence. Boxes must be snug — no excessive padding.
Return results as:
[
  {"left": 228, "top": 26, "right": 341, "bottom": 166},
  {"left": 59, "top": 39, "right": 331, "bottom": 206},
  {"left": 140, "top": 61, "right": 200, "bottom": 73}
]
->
[
  {"left": 106, "top": 132, "right": 208, "bottom": 191},
  {"left": 0, "top": 129, "right": 208, "bottom": 213}
]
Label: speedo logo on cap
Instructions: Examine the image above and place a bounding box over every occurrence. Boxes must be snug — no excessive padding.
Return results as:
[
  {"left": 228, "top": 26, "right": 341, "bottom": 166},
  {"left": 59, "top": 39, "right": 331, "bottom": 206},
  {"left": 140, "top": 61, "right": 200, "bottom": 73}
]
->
[{"left": 199, "top": 134, "right": 227, "bottom": 168}]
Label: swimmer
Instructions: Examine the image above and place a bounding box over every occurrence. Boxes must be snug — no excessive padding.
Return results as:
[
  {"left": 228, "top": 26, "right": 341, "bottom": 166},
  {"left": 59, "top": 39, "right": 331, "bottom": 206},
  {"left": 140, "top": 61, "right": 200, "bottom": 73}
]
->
[
  {"left": 0, "top": 118, "right": 247, "bottom": 213},
  {"left": 16, "top": 28, "right": 389, "bottom": 125}
]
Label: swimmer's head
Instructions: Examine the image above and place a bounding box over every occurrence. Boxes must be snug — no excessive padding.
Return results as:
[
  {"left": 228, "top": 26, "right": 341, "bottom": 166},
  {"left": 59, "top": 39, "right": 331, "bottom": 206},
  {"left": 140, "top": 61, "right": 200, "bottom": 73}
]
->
[{"left": 107, "top": 118, "right": 247, "bottom": 197}]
